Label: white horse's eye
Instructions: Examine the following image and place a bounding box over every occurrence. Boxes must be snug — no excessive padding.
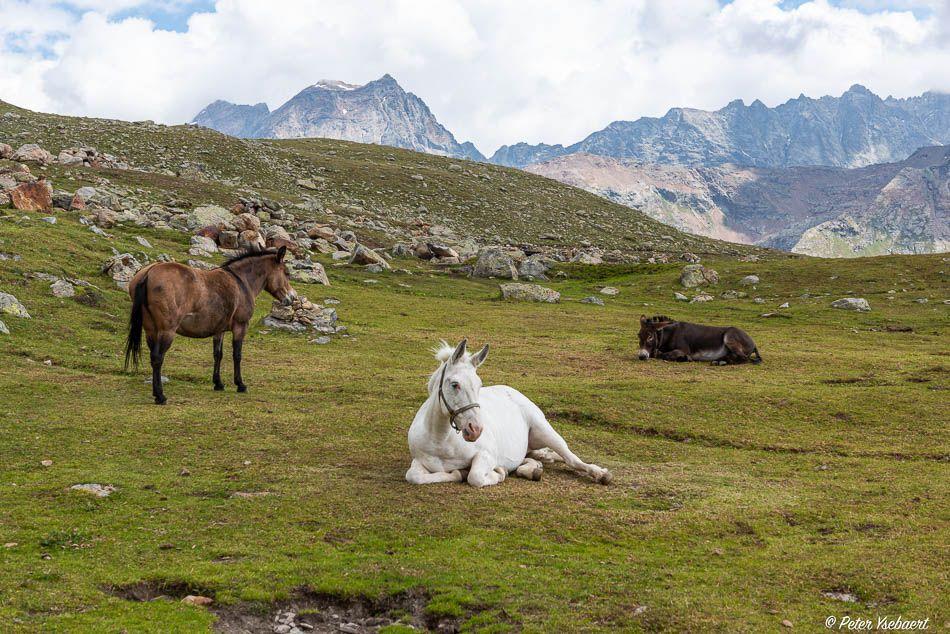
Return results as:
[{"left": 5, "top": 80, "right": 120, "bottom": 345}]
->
[{"left": 450, "top": 381, "right": 460, "bottom": 390}]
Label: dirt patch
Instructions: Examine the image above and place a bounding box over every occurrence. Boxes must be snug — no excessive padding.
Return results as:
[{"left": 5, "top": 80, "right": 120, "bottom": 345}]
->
[{"left": 212, "top": 587, "right": 462, "bottom": 633}]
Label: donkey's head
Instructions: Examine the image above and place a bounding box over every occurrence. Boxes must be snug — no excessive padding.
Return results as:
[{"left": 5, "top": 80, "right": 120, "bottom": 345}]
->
[
  {"left": 264, "top": 246, "right": 298, "bottom": 306},
  {"left": 431, "top": 339, "right": 490, "bottom": 442},
  {"left": 637, "top": 315, "right": 674, "bottom": 360}
]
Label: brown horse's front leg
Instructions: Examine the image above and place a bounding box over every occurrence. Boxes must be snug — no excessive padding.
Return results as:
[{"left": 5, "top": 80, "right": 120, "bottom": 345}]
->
[
  {"left": 658, "top": 349, "right": 689, "bottom": 362},
  {"left": 212, "top": 333, "right": 225, "bottom": 391},
  {"left": 150, "top": 332, "right": 174, "bottom": 405},
  {"left": 232, "top": 323, "right": 247, "bottom": 393}
]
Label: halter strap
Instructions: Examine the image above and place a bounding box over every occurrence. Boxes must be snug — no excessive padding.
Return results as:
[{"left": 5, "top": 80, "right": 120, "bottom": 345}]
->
[{"left": 437, "top": 364, "right": 480, "bottom": 433}]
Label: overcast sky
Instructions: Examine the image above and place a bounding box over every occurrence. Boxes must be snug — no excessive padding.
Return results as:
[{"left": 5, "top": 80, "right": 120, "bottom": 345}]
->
[{"left": 1, "top": 0, "right": 948, "bottom": 153}]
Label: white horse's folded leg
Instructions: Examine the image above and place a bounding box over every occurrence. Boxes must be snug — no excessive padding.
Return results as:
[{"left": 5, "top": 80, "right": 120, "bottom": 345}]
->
[
  {"left": 528, "top": 448, "right": 563, "bottom": 464},
  {"left": 528, "top": 418, "right": 613, "bottom": 485},
  {"left": 515, "top": 458, "right": 543, "bottom": 481},
  {"left": 405, "top": 459, "right": 464, "bottom": 485},
  {"left": 467, "top": 452, "right": 505, "bottom": 488}
]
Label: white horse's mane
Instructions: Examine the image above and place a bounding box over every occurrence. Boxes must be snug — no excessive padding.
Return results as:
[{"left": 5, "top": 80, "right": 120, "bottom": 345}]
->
[{"left": 432, "top": 340, "right": 470, "bottom": 364}]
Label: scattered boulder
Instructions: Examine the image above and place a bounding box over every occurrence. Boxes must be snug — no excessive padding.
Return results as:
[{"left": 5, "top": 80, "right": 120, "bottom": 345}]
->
[
  {"left": 189, "top": 234, "right": 218, "bottom": 256},
  {"left": 690, "top": 293, "right": 714, "bottom": 303},
  {"left": 70, "top": 483, "right": 115, "bottom": 497},
  {"left": 12, "top": 143, "right": 53, "bottom": 165},
  {"left": 739, "top": 275, "right": 760, "bottom": 286},
  {"left": 0, "top": 292, "right": 30, "bottom": 318},
  {"left": 288, "top": 260, "right": 330, "bottom": 285},
  {"left": 10, "top": 180, "right": 52, "bottom": 212},
  {"left": 185, "top": 204, "right": 234, "bottom": 230},
  {"left": 0, "top": 142, "right": 12, "bottom": 159},
  {"left": 473, "top": 248, "right": 518, "bottom": 279},
  {"left": 427, "top": 243, "right": 458, "bottom": 259},
  {"left": 350, "top": 244, "right": 390, "bottom": 269},
  {"left": 674, "top": 292, "right": 689, "bottom": 301},
  {"left": 571, "top": 251, "right": 603, "bottom": 265},
  {"left": 101, "top": 253, "right": 142, "bottom": 290},
  {"left": 263, "top": 297, "right": 340, "bottom": 334},
  {"left": 680, "top": 264, "right": 719, "bottom": 288},
  {"left": 831, "top": 297, "right": 870, "bottom": 312},
  {"left": 50, "top": 280, "right": 75, "bottom": 298},
  {"left": 600, "top": 287, "right": 620, "bottom": 296},
  {"left": 681, "top": 252, "right": 700, "bottom": 263},
  {"left": 518, "top": 255, "right": 549, "bottom": 280},
  {"left": 580, "top": 296, "right": 604, "bottom": 306},
  {"left": 181, "top": 595, "right": 214, "bottom": 607},
  {"left": 500, "top": 283, "right": 560, "bottom": 303}
]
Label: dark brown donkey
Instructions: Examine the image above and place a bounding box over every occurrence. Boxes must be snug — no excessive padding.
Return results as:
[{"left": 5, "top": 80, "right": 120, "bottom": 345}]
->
[
  {"left": 124, "top": 247, "right": 297, "bottom": 404},
  {"left": 637, "top": 315, "right": 762, "bottom": 365}
]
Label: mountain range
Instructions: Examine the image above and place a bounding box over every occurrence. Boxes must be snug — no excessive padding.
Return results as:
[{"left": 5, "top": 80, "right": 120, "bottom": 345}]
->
[
  {"left": 526, "top": 146, "right": 949, "bottom": 257},
  {"left": 193, "top": 75, "right": 484, "bottom": 161}
]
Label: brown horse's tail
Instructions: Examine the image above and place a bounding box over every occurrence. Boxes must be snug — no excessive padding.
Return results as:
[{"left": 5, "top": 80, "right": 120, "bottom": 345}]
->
[{"left": 124, "top": 276, "right": 148, "bottom": 371}]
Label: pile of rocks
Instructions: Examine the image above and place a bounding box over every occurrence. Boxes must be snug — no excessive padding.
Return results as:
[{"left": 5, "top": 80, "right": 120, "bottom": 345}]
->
[
  {"left": 262, "top": 297, "right": 341, "bottom": 334},
  {"left": 470, "top": 247, "right": 555, "bottom": 281},
  {"left": 101, "top": 253, "right": 143, "bottom": 290},
  {"left": 56, "top": 147, "right": 129, "bottom": 170}
]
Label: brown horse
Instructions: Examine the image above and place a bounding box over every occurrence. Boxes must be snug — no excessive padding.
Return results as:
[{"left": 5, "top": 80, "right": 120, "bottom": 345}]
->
[{"left": 124, "top": 247, "right": 297, "bottom": 404}]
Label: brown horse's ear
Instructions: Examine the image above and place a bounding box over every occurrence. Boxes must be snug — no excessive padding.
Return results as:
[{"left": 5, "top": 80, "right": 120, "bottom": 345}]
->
[
  {"left": 640, "top": 314, "right": 647, "bottom": 324},
  {"left": 276, "top": 246, "right": 287, "bottom": 262}
]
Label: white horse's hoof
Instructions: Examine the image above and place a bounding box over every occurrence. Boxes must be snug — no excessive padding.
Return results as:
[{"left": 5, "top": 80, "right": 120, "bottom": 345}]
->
[
  {"left": 493, "top": 466, "right": 507, "bottom": 481},
  {"left": 531, "top": 466, "right": 543, "bottom": 481},
  {"left": 596, "top": 469, "right": 613, "bottom": 485},
  {"left": 451, "top": 469, "right": 465, "bottom": 482}
]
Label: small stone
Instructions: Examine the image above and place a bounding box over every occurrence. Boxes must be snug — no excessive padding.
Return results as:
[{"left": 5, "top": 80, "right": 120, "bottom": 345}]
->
[
  {"left": 599, "top": 287, "right": 619, "bottom": 296},
  {"left": 179, "top": 468, "right": 191, "bottom": 476},
  {"left": 781, "top": 619, "right": 793, "bottom": 628},
  {"left": 70, "top": 483, "right": 115, "bottom": 497},
  {"left": 338, "top": 624, "right": 361, "bottom": 634},
  {"left": 136, "top": 236, "right": 153, "bottom": 248},
  {"left": 39, "top": 216, "right": 57, "bottom": 224},
  {"left": 690, "top": 293, "right": 714, "bottom": 303},
  {"left": 0, "top": 320, "right": 8, "bottom": 335},
  {"left": 310, "top": 336, "right": 331, "bottom": 344},
  {"left": 500, "top": 283, "right": 560, "bottom": 303},
  {"left": 674, "top": 292, "right": 689, "bottom": 301},
  {"left": 779, "top": 302, "right": 789, "bottom": 309},
  {"left": 680, "top": 264, "right": 719, "bottom": 288},
  {"left": 580, "top": 296, "right": 604, "bottom": 306},
  {"left": 831, "top": 297, "right": 870, "bottom": 312},
  {"left": 181, "top": 595, "right": 213, "bottom": 607},
  {"left": 0, "top": 292, "right": 30, "bottom": 318},
  {"left": 739, "top": 275, "right": 760, "bottom": 286},
  {"left": 3, "top": 542, "right": 17, "bottom": 548},
  {"left": 50, "top": 280, "right": 75, "bottom": 298},
  {"left": 41, "top": 460, "right": 53, "bottom": 467}
]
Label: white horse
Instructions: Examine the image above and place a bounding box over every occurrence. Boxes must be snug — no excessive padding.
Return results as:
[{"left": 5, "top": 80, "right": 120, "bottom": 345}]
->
[{"left": 405, "top": 339, "right": 613, "bottom": 488}]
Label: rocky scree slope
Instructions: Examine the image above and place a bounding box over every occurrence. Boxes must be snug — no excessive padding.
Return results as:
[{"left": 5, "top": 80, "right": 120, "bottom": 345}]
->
[
  {"left": 193, "top": 75, "right": 484, "bottom": 161},
  {"left": 527, "top": 147, "right": 950, "bottom": 258},
  {"left": 1, "top": 99, "right": 762, "bottom": 284}
]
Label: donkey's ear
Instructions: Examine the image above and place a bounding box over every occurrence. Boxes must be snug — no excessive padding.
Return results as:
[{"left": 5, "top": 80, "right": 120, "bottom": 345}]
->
[
  {"left": 276, "top": 246, "right": 287, "bottom": 262},
  {"left": 471, "top": 344, "right": 489, "bottom": 368},
  {"left": 451, "top": 338, "right": 468, "bottom": 364},
  {"left": 640, "top": 314, "right": 647, "bottom": 324}
]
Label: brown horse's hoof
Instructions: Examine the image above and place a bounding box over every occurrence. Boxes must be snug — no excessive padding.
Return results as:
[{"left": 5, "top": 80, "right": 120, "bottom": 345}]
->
[
  {"left": 214, "top": 384, "right": 225, "bottom": 391},
  {"left": 236, "top": 385, "right": 247, "bottom": 393},
  {"left": 154, "top": 396, "right": 167, "bottom": 405}
]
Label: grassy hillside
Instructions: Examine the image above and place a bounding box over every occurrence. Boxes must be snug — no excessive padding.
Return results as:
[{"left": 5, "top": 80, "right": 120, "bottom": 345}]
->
[
  {"left": 0, "top": 203, "right": 947, "bottom": 631},
  {"left": 0, "top": 100, "right": 759, "bottom": 257}
]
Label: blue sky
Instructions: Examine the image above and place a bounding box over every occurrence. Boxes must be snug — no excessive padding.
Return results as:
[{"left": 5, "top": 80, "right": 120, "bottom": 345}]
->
[{"left": 2, "top": 0, "right": 948, "bottom": 152}]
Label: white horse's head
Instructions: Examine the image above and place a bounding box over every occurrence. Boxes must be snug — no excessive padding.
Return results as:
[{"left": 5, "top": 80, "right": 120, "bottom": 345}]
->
[{"left": 430, "top": 338, "right": 489, "bottom": 442}]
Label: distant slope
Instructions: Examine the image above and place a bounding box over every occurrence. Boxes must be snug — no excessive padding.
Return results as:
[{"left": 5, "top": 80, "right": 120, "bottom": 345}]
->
[
  {"left": 1, "top": 99, "right": 760, "bottom": 257},
  {"left": 193, "top": 75, "right": 485, "bottom": 161},
  {"left": 494, "top": 85, "right": 950, "bottom": 169},
  {"left": 526, "top": 147, "right": 950, "bottom": 257}
]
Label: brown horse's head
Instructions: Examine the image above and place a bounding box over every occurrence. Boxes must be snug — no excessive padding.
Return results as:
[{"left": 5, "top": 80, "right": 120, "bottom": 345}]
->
[
  {"left": 638, "top": 315, "right": 674, "bottom": 360},
  {"left": 265, "top": 246, "right": 297, "bottom": 306}
]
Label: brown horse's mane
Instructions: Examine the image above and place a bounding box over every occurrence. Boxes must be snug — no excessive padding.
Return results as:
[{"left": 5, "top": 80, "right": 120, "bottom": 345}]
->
[
  {"left": 646, "top": 315, "right": 674, "bottom": 324},
  {"left": 219, "top": 249, "right": 279, "bottom": 269}
]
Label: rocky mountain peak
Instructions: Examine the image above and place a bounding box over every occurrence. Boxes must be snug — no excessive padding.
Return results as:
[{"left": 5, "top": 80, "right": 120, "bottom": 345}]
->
[{"left": 193, "top": 75, "right": 484, "bottom": 161}]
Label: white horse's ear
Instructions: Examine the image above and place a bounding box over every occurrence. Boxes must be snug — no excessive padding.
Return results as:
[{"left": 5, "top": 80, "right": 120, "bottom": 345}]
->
[
  {"left": 451, "top": 338, "right": 468, "bottom": 364},
  {"left": 471, "top": 344, "right": 489, "bottom": 367}
]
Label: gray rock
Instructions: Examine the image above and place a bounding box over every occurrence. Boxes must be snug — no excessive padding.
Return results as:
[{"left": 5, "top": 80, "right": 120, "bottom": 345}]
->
[
  {"left": 289, "top": 261, "right": 330, "bottom": 286},
  {"left": 831, "top": 297, "right": 870, "bottom": 312},
  {"left": 0, "top": 292, "right": 30, "bottom": 318},
  {"left": 70, "top": 483, "right": 115, "bottom": 497},
  {"left": 12, "top": 143, "right": 53, "bottom": 165},
  {"left": 580, "top": 296, "right": 604, "bottom": 306},
  {"left": 674, "top": 292, "right": 689, "bottom": 301},
  {"left": 100, "top": 253, "right": 142, "bottom": 290},
  {"left": 473, "top": 247, "right": 518, "bottom": 279},
  {"left": 500, "top": 283, "right": 560, "bottom": 303},
  {"left": 0, "top": 320, "right": 8, "bottom": 335},
  {"left": 680, "top": 264, "right": 719, "bottom": 288},
  {"left": 185, "top": 204, "right": 234, "bottom": 230},
  {"left": 519, "top": 255, "right": 549, "bottom": 280},
  {"left": 599, "top": 286, "right": 620, "bottom": 296},
  {"left": 350, "top": 244, "right": 390, "bottom": 268},
  {"left": 136, "top": 236, "right": 153, "bottom": 248},
  {"left": 690, "top": 293, "right": 714, "bottom": 303},
  {"left": 50, "top": 280, "right": 75, "bottom": 298},
  {"left": 39, "top": 216, "right": 56, "bottom": 224},
  {"left": 190, "top": 235, "right": 218, "bottom": 254},
  {"left": 739, "top": 275, "right": 760, "bottom": 286},
  {"left": 310, "top": 336, "right": 331, "bottom": 344}
]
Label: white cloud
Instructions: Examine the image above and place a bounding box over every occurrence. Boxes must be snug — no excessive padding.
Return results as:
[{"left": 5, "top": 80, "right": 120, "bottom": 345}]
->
[{"left": 1, "top": 0, "right": 948, "bottom": 154}]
